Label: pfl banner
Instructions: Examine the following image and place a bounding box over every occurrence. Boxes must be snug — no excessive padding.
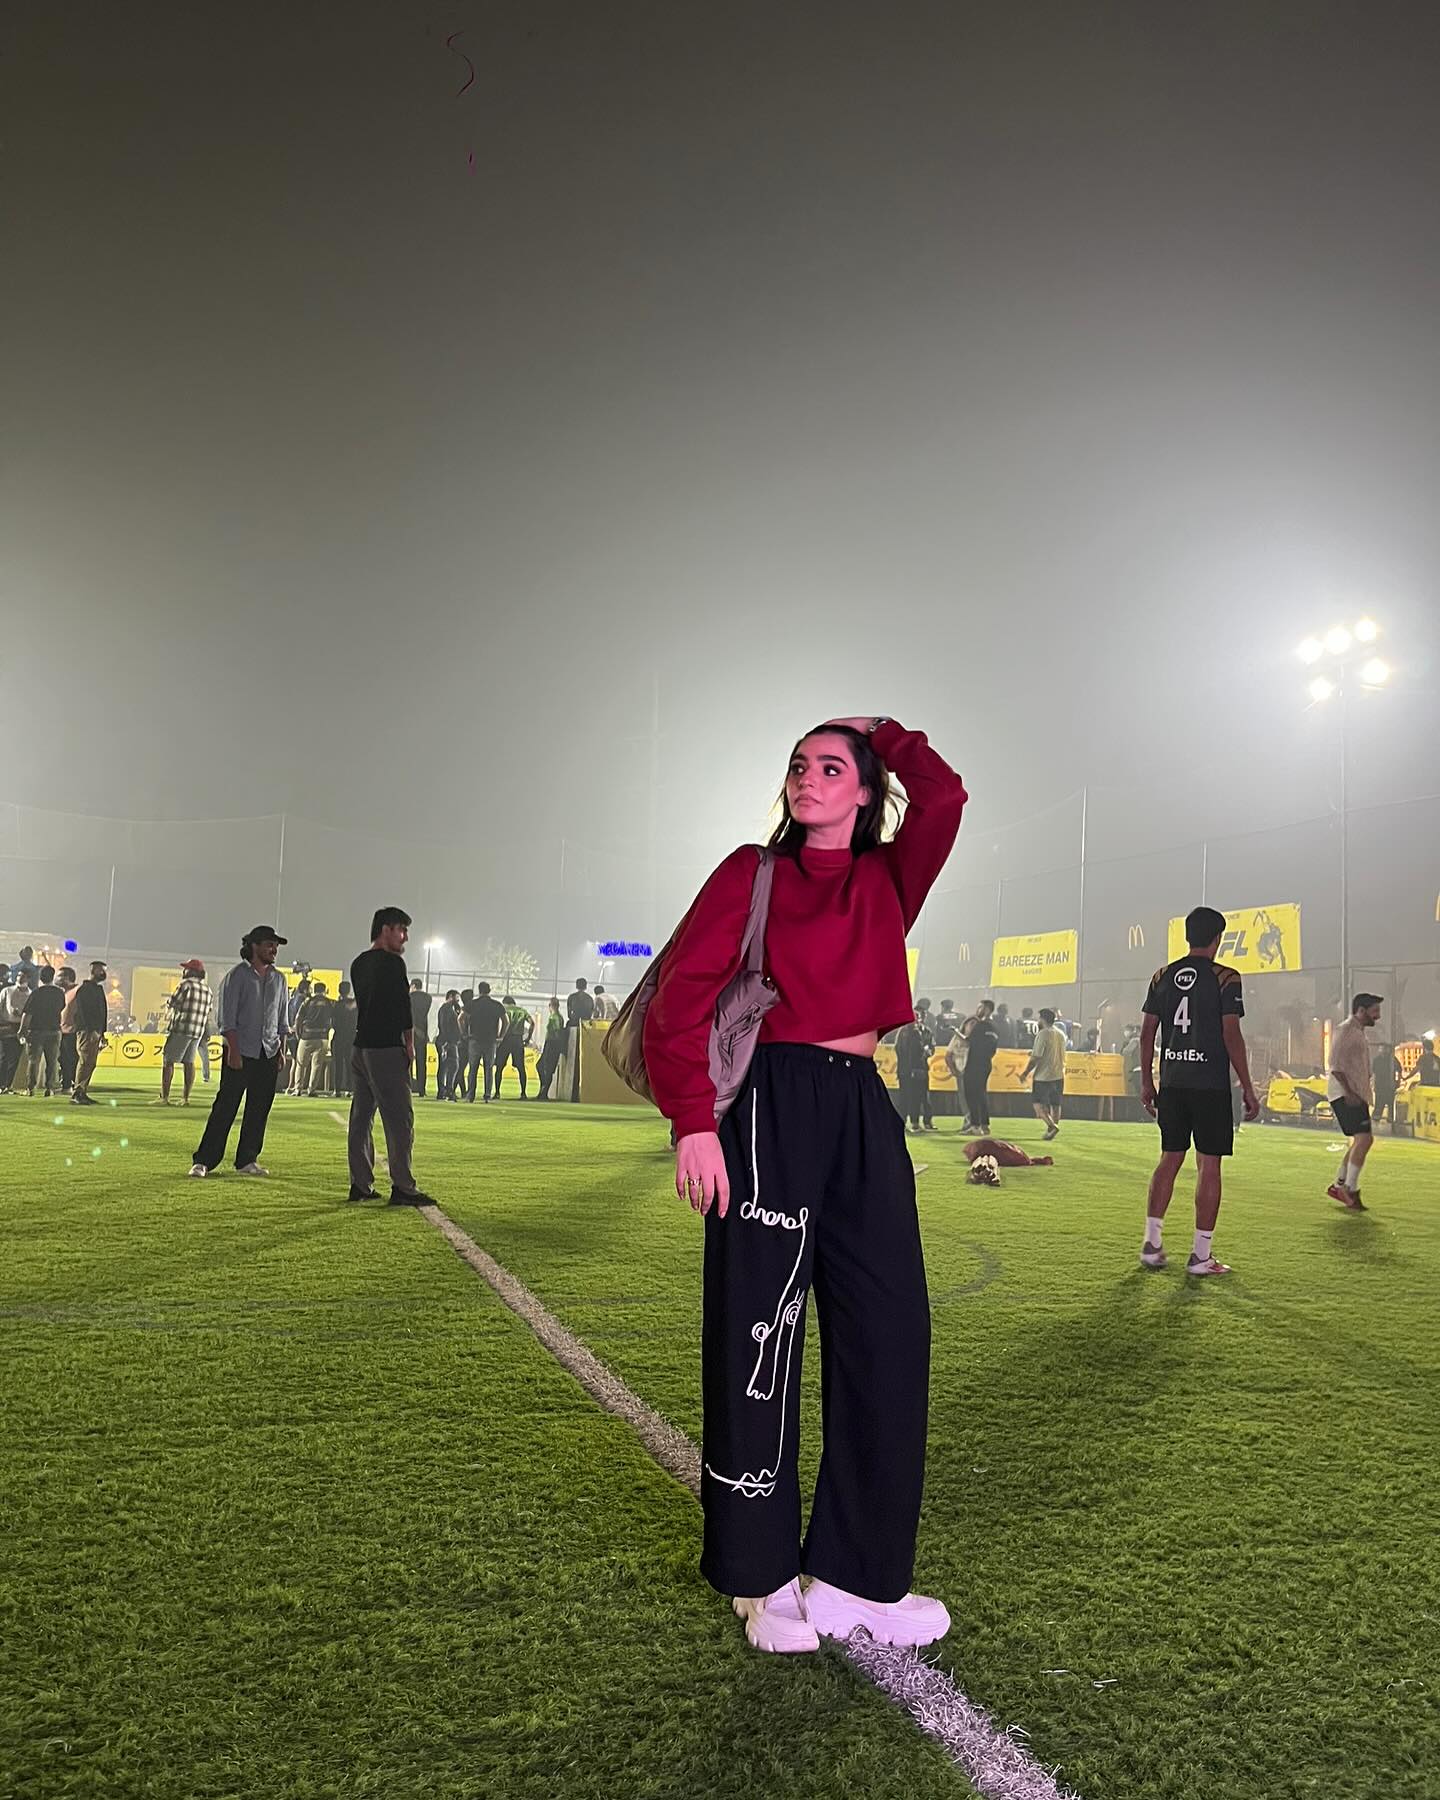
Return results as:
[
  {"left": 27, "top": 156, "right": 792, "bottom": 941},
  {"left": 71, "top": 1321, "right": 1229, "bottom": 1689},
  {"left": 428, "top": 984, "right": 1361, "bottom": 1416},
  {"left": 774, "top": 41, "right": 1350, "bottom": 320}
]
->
[
  {"left": 989, "top": 929, "right": 1078, "bottom": 987},
  {"left": 1166, "top": 904, "right": 1302, "bottom": 974}
]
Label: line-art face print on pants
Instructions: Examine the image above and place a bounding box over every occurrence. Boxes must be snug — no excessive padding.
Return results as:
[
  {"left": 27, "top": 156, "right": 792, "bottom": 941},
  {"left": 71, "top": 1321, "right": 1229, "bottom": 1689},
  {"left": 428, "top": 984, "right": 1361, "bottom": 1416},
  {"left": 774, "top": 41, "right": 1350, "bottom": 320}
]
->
[{"left": 703, "top": 1092, "right": 807, "bottom": 1500}]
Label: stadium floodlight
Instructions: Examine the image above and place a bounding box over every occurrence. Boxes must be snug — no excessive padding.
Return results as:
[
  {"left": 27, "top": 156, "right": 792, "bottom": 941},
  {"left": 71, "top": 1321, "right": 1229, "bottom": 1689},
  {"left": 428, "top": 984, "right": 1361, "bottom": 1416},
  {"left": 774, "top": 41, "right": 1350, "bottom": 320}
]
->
[
  {"left": 424, "top": 937, "right": 445, "bottom": 951},
  {"left": 1324, "top": 625, "right": 1353, "bottom": 656},
  {"left": 1297, "top": 636, "right": 1324, "bottom": 664},
  {"left": 1307, "top": 675, "right": 1336, "bottom": 703},
  {"left": 1353, "top": 616, "right": 1379, "bottom": 643},
  {"left": 1359, "top": 657, "right": 1390, "bottom": 687}
]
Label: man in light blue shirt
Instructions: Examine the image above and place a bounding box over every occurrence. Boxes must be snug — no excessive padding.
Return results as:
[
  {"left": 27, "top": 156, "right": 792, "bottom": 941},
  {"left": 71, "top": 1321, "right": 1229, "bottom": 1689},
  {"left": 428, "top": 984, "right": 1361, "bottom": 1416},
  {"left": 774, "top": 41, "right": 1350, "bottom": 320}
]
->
[{"left": 189, "top": 926, "right": 290, "bottom": 1177}]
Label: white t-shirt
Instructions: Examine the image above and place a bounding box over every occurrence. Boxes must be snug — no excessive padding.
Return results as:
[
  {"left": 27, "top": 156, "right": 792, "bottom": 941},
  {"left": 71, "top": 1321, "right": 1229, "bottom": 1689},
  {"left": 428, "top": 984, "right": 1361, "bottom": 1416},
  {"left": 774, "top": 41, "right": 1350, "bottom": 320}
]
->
[{"left": 1327, "top": 1017, "right": 1373, "bottom": 1105}]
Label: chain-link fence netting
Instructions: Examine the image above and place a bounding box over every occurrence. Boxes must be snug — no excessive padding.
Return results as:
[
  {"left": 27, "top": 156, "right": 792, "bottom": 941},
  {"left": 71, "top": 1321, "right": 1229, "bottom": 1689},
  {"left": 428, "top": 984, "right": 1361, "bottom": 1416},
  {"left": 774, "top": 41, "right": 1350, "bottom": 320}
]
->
[{"left": 6, "top": 791, "right": 1440, "bottom": 1061}]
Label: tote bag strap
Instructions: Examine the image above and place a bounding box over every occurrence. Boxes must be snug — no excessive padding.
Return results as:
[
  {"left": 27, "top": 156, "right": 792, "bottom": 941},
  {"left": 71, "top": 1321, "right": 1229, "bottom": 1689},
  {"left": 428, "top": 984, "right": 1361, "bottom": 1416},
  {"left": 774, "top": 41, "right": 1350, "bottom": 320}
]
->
[{"left": 737, "top": 847, "right": 775, "bottom": 976}]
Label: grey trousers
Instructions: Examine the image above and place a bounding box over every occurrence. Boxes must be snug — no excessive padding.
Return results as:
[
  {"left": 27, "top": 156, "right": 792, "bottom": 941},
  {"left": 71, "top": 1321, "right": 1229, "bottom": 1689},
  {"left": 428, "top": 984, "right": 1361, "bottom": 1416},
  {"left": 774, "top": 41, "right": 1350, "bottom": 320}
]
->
[
  {"left": 17, "top": 1031, "right": 61, "bottom": 1093},
  {"left": 348, "top": 1046, "right": 417, "bottom": 1194}
]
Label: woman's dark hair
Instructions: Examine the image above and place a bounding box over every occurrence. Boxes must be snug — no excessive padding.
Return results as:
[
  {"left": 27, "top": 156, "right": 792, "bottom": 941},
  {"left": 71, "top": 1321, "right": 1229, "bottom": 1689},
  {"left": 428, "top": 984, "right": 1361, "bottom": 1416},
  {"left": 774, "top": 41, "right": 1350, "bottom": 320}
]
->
[{"left": 767, "top": 725, "right": 896, "bottom": 865}]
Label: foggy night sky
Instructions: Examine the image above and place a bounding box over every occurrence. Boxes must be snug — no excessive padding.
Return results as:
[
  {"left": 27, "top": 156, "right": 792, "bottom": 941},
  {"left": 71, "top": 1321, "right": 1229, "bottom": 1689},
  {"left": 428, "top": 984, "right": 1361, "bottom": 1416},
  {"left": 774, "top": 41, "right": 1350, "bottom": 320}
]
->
[{"left": 5, "top": 1, "right": 1439, "bottom": 894}]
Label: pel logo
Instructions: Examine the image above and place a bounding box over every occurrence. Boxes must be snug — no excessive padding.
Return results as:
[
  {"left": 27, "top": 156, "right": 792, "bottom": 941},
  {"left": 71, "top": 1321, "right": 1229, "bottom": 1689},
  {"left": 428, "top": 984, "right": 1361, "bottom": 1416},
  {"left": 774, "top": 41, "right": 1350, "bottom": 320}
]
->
[
  {"left": 122, "top": 1039, "right": 144, "bottom": 1060},
  {"left": 1173, "top": 967, "right": 1197, "bottom": 992}
]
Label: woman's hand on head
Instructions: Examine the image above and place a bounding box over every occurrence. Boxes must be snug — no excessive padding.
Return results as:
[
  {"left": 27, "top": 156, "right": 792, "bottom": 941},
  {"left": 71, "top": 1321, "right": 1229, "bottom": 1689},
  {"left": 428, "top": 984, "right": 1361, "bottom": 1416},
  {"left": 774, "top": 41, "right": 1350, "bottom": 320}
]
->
[
  {"left": 823, "top": 716, "right": 878, "bottom": 735},
  {"left": 675, "top": 1131, "right": 730, "bottom": 1218}
]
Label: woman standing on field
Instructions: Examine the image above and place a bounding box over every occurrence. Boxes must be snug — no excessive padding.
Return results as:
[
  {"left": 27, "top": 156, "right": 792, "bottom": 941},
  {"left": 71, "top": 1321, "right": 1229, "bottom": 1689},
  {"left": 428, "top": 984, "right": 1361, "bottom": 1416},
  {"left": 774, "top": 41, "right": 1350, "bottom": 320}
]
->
[{"left": 643, "top": 716, "right": 967, "bottom": 1654}]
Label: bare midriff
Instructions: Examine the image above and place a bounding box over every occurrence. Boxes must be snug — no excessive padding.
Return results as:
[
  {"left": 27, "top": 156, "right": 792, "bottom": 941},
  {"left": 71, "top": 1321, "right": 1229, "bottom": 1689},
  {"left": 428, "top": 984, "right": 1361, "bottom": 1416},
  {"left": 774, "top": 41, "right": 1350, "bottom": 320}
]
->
[{"left": 814, "top": 1031, "right": 880, "bottom": 1057}]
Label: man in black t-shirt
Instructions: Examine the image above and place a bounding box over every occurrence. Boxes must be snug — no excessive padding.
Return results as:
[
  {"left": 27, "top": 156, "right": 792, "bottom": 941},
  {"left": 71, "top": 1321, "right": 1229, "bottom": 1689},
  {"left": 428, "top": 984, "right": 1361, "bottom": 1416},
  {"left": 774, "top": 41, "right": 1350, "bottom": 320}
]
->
[
  {"left": 462, "top": 982, "right": 509, "bottom": 1102},
  {"left": 959, "top": 1000, "right": 998, "bottom": 1133},
  {"left": 347, "top": 907, "right": 434, "bottom": 1206},
  {"left": 566, "top": 978, "right": 596, "bottom": 1025},
  {"left": 1137, "top": 904, "right": 1259, "bottom": 1278},
  {"left": 16, "top": 966, "right": 65, "bottom": 1096},
  {"left": 434, "top": 990, "right": 464, "bottom": 1101}
]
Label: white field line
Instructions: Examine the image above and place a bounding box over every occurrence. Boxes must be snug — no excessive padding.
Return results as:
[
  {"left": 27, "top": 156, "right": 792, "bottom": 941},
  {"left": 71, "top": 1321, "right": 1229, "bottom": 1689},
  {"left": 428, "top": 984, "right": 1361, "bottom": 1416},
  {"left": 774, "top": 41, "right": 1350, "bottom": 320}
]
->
[{"left": 419, "top": 1202, "right": 1081, "bottom": 1800}]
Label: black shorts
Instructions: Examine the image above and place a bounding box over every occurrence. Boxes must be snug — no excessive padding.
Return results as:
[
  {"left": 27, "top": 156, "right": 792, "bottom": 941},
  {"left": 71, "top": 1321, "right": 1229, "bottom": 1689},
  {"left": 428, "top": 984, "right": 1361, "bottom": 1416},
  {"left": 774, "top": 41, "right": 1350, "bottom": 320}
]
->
[
  {"left": 1033, "top": 1078, "right": 1064, "bottom": 1108},
  {"left": 1157, "top": 1086, "right": 1234, "bottom": 1158},
  {"left": 1331, "top": 1097, "right": 1372, "bottom": 1137}
]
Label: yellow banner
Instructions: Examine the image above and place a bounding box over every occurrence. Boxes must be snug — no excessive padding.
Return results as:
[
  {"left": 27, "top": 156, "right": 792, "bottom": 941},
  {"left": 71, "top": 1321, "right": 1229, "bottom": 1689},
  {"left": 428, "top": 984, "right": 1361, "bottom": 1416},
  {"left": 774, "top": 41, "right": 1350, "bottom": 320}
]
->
[
  {"left": 990, "top": 930, "right": 1077, "bottom": 988},
  {"left": 94, "top": 1032, "right": 537, "bottom": 1080},
  {"left": 878, "top": 1044, "right": 1126, "bottom": 1097},
  {"left": 129, "top": 966, "right": 183, "bottom": 1029},
  {"left": 285, "top": 968, "right": 345, "bottom": 997},
  {"left": 1398, "top": 1085, "right": 1440, "bottom": 1143},
  {"left": 1167, "top": 904, "right": 1301, "bottom": 974},
  {"left": 567, "top": 1025, "right": 1134, "bottom": 1107},
  {"left": 1261, "top": 1073, "right": 1328, "bottom": 1116},
  {"left": 1061, "top": 1051, "right": 1127, "bottom": 1097}
]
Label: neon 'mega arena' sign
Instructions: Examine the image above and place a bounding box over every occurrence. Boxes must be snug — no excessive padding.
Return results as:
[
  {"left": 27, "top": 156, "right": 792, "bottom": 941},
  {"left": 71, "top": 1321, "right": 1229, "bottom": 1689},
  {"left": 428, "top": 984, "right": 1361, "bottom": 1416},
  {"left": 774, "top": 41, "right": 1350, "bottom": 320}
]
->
[{"left": 597, "top": 941, "right": 653, "bottom": 959}]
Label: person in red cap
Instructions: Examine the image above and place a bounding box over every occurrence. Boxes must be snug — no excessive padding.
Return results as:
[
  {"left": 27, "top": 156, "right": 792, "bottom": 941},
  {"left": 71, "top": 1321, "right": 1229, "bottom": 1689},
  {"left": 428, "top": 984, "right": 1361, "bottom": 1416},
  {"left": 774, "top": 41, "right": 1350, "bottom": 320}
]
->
[{"left": 159, "top": 959, "right": 214, "bottom": 1105}]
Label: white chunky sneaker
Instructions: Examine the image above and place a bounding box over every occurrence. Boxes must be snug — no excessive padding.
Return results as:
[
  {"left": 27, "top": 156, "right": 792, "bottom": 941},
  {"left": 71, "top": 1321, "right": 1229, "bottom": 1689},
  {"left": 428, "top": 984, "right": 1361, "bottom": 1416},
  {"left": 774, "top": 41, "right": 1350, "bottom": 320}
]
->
[
  {"left": 731, "top": 1578, "right": 819, "bottom": 1654},
  {"left": 805, "top": 1578, "right": 951, "bottom": 1647},
  {"left": 187, "top": 1164, "right": 208, "bottom": 1178},
  {"left": 236, "top": 1162, "right": 270, "bottom": 1177}
]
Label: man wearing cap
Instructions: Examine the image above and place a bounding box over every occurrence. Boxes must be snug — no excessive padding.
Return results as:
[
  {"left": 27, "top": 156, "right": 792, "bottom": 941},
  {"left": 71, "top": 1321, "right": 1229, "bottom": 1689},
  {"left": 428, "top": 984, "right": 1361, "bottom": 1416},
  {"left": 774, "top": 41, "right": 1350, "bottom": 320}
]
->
[
  {"left": 71, "top": 962, "right": 110, "bottom": 1106},
  {"left": 159, "top": 960, "right": 213, "bottom": 1106},
  {"left": 190, "top": 927, "right": 290, "bottom": 1177},
  {"left": 1327, "top": 993, "right": 1384, "bottom": 1211}
]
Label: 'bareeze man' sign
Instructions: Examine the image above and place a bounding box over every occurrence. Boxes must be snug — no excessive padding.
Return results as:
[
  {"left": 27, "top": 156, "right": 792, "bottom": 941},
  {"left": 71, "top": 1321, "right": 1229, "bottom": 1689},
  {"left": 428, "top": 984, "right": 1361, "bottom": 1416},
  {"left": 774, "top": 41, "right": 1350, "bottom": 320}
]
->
[{"left": 989, "top": 929, "right": 1079, "bottom": 987}]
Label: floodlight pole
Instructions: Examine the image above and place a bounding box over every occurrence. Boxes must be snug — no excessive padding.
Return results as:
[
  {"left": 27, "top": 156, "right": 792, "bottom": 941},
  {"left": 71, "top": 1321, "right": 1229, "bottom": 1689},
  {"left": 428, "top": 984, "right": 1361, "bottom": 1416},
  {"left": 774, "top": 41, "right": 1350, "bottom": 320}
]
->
[
  {"left": 552, "top": 836, "right": 567, "bottom": 998},
  {"left": 648, "top": 671, "right": 661, "bottom": 945},
  {"left": 1338, "top": 681, "right": 1349, "bottom": 1016},
  {"left": 1076, "top": 785, "right": 1089, "bottom": 1004}
]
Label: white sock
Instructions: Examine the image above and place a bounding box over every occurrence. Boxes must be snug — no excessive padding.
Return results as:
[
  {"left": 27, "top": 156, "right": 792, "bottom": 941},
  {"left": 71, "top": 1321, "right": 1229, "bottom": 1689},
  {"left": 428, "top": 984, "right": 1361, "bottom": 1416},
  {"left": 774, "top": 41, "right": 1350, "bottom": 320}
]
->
[
  {"left": 1337, "top": 1156, "right": 1352, "bottom": 1186},
  {"left": 1144, "top": 1216, "right": 1164, "bottom": 1249},
  {"left": 1345, "top": 1161, "right": 1361, "bottom": 1190},
  {"left": 1192, "top": 1229, "right": 1214, "bottom": 1263}
]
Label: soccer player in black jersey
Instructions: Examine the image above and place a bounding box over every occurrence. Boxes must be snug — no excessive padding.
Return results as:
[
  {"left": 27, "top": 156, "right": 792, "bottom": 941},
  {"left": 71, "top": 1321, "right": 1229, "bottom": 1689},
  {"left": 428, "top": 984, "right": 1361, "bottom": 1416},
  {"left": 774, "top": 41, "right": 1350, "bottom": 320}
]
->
[{"left": 1137, "top": 905, "right": 1259, "bottom": 1276}]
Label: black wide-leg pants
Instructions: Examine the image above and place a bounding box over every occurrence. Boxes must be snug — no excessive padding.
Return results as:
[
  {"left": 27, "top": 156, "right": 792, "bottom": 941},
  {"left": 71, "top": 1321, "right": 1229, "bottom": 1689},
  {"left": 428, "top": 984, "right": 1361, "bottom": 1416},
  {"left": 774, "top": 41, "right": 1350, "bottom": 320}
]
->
[
  {"left": 193, "top": 1051, "right": 280, "bottom": 1171},
  {"left": 700, "top": 1044, "right": 931, "bottom": 1604}
]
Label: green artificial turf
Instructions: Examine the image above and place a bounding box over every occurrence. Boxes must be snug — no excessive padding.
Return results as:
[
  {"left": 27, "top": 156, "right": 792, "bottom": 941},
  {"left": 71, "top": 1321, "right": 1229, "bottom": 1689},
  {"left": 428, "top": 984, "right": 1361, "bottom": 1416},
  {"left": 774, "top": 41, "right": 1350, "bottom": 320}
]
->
[
  {"left": 1, "top": 1077, "right": 962, "bottom": 1800},
  {"left": 4, "top": 1071, "right": 1438, "bottom": 1799}
]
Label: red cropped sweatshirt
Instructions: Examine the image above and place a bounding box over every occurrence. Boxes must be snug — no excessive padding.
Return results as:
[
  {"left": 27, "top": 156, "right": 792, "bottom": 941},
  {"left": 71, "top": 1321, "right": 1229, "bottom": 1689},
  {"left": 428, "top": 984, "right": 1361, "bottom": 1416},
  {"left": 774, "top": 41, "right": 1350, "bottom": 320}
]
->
[{"left": 643, "top": 721, "right": 968, "bottom": 1138}]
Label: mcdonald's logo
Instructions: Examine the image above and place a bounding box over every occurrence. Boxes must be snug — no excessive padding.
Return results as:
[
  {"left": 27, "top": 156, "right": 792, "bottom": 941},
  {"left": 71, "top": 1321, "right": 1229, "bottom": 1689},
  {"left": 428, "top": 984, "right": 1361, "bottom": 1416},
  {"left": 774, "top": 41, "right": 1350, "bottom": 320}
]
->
[
  {"left": 957, "top": 943, "right": 971, "bottom": 962},
  {"left": 1127, "top": 924, "right": 1145, "bottom": 949}
]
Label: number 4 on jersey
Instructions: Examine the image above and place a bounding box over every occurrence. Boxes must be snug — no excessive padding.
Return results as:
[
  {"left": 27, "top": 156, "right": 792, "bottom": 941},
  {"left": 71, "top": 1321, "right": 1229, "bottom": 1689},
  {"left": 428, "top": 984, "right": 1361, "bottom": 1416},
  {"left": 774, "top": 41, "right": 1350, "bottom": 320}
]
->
[{"left": 1173, "top": 996, "right": 1191, "bottom": 1034}]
